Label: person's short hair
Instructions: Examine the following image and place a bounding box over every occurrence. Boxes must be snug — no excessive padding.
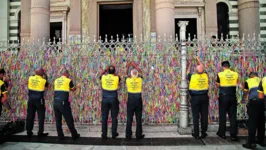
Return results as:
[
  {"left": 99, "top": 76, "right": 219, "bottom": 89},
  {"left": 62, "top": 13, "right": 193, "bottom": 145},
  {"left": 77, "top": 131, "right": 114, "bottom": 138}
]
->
[
  {"left": 249, "top": 72, "right": 258, "bottom": 77},
  {"left": 108, "top": 66, "right": 115, "bottom": 74},
  {"left": 0, "top": 69, "right": 5, "bottom": 74},
  {"left": 221, "top": 61, "right": 230, "bottom": 68},
  {"left": 62, "top": 70, "right": 69, "bottom": 75}
]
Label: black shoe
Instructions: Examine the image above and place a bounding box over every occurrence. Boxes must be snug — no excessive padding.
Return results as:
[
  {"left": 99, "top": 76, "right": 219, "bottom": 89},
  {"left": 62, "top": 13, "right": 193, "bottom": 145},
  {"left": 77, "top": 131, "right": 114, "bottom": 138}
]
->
[
  {"left": 101, "top": 134, "right": 107, "bottom": 140},
  {"left": 126, "top": 136, "right": 132, "bottom": 140},
  {"left": 216, "top": 133, "right": 226, "bottom": 139},
  {"left": 38, "top": 132, "right": 49, "bottom": 137},
  {"left": 242, "top": 143, "right": 256, "bottom": 149},
  {"left": 112, "top": 133, "right": 119, "bottom": 139},
  {"left": 256, "top": 141, "right": 266, "bottom": 147},
  {"left": 72, "top": 134, "right": 80, "bottom": 140},
  {"left": 192, "top": 133, "right": 200, "bottom": 140},
  {"left": 58, "top": 136, "right": 65, "bottom": 140},
  {"left": 27, "top": 131, "right": 33, "bottom": 137},
  {"left": 230, "top": 136, "right": 238, "bottom": 141},
  {"left": 200, "top": 133, "right": 208, "bottom": 139},
  {"left": 136, "top": 134, "right": 145, "bottom": 140}
]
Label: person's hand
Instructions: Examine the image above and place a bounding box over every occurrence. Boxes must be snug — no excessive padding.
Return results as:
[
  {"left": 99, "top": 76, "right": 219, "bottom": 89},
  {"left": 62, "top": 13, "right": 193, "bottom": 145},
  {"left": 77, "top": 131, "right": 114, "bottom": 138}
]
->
[{"left": 3, "top": 76, "right": 10, "bottom": 82}]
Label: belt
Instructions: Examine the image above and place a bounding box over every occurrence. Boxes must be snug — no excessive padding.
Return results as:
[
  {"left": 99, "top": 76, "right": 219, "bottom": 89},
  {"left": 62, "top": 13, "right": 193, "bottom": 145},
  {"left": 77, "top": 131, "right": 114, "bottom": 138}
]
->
[
  {"left": 249, "top": 98, "right": 258, "bottom": 101},
  {"left": 219, "top": 93, "right": 235, "bottom": 96}
]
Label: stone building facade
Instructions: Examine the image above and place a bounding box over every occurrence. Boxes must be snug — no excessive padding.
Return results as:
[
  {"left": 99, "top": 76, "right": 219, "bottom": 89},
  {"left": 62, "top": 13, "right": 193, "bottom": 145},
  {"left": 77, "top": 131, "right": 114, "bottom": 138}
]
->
[{"left": 0, "top": 0, "right": 264, "bottom": 42}]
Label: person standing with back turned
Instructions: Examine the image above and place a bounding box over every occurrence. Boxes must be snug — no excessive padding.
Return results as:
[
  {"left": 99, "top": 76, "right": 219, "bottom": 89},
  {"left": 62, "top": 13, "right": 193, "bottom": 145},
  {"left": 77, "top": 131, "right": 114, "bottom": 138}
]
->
[
  {"left": 26, "top": 68, "right": 49, "bottom": 137},
  {"left": 216, "top": 61, "right": 239, "bottom": 141},
  {"left": 125, "top": 61, "right": 145, "bottom": 140},
  {"left": 53, "top": 70, "right": 80, "bottom": 140},
  {"left": 100, "top": 65, "right": 120, "bottom": 139},
  {"left": 187, "top": 56, "right": 209, "bottom": 139},
  {"left": 242, "top": 72, "right": 265, "bottom": 149}
]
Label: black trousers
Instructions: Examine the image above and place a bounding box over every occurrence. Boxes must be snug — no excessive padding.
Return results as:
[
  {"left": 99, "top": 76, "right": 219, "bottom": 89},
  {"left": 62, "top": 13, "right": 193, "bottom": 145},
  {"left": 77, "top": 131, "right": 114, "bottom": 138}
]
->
[
  {"left": 26, "top": 97, "right": 45, "bottom": 134},
  {"left": 101, "top": 96, "right": 119, "bottom": 137},
  {"left": 0, "top": 101, "right": 2, "bottom": 116},
  {"left": 247, "top": 100, "right": 265, "bottom": 144},
  {"left": 217, "top": 95, "right": 237, "bottom": 137},
  {"left": 54, "top": 101, "right": 78, "bottom": 137},
  {"left": 126, "top": 93, "right": 143, "bottom": 138},
  {"left": 191, "top": 94, "right": 209, "bottom": 136}
]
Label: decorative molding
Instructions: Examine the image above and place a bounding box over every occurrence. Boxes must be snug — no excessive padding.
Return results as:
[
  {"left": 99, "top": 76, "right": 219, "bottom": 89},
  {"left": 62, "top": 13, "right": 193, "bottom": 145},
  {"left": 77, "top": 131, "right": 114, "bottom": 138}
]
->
[
  {"left": 174, "top": 0, "right": 204, "bottom": 7},
  {"left": 175, "top": 11, "right": 198, "bottom": 16},
  {"left": 50, "top": 6, "right": 69, "bottom": 12},
  {"left": 51, "top": 0, "right": 66, "bottom": 4}
]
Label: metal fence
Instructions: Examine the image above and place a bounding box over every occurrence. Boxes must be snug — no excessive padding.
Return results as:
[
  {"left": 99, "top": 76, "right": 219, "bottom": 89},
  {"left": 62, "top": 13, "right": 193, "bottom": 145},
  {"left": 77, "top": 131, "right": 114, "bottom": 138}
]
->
[{"left": 0, "top": 35, "right": 265, "bottom": 125}]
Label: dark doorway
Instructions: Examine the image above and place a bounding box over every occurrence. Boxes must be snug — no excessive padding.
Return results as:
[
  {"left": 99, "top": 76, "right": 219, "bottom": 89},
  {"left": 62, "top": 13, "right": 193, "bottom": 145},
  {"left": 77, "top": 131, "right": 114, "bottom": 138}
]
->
[
  {"left": 217, "top": 2, "right": 229, "bottom": 40},
  {"left": 18, "top": 11, "right": 21, "bottom": 43},
  {"left": 175, "top": 18, "right": 197, "bottom": 40},
  {"left": 50, "top": 22, "right": 62, "bottom": 43},
  {"left": 99, "top": 4, "right": 133, "bottom": 41}
]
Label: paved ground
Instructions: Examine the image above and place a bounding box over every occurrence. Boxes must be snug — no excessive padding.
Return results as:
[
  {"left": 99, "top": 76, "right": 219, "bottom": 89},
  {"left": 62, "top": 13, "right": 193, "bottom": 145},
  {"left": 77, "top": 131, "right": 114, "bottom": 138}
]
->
[
  {"left": 0, "top": 142, "right": 265, "bottom": 150},
  {"left": 0, "top": 124, "right": 265, "bottom": 150}
]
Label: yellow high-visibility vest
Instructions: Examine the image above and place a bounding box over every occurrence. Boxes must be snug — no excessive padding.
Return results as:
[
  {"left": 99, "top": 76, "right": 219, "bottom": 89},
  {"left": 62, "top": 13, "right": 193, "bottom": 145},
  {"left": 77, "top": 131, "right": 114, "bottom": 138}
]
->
[
  {"left": 189, "top": 73, "right": 208, "bottom": 92},
  {"left": 101, "top": 74, "right": 119, "bottom": 91},
  {"left": 28, "top": 75, "right": 46, "bottom": 92},
  {"left": 218, "top": 69, "right": 238, "bottom": 87},
  {"left": 258, "top": 77, "right": 266, "bottom": 95},
  {"left": 245, "top": 77, "right": 261, "bottom": 91},
  {"left": 54, "top": 76, "right": 71, "bottom": 92},
  {"left": 126, "top": 77, "right": 142, "bottom": 93}
]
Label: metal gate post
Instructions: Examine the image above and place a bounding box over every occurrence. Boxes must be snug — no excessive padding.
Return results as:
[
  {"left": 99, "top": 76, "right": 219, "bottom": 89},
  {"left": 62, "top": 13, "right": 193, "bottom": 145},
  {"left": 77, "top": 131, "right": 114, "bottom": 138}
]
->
[{"left": 178, "top": 21, "right": 189, "bottom": 128}]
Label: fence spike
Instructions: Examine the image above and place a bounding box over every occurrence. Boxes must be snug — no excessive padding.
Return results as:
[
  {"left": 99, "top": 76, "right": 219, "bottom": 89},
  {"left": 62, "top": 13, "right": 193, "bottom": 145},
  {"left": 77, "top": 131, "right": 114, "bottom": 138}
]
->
[
  {"left": 188, "top": 33, "right": 191, "bottom": 41},
  {"left": 175, "top": 34, "right": 178, "bottom": 42},
  {"left": 158, "top": 35, "right": 161, "bottom": 42}
]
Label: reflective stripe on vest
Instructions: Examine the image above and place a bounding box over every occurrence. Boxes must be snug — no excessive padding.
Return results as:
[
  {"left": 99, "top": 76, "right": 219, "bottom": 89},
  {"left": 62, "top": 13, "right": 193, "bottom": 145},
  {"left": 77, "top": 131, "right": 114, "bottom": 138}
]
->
[
  {"left": 126, "top": 77, "right": 142, "bottom": 93},
  {"left": 28, "top": 75, "right": 46, "bottom": 92},
  {"left": 54, "top": 76, "right": 71, "bottom": 92},
  {"left": 246, "top": 77, "right": 261, "bottom": 100},
  {"left": 218, "top": 69, "right": 238, "bottom": 87},
  {"left": 101, "top": 74, "right": 119, "bottom": 91},
  {"left": 189, "top": 73, "right": 208, "bottom": 92}
]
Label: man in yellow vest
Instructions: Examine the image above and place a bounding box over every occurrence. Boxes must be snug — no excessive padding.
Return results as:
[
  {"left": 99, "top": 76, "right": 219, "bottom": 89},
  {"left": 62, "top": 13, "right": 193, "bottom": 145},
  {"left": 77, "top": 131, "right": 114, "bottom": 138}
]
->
[
  {"left": 125, "top": 62, "right": 145, "bottom": 140},
  {"left": 216, "top": 61, "right": 239, "bottom": 141},
  {"left": 187, "top": 56, "right": 209, "bottom": 139},
  {"left": 54, "top": 70, "right": 80, "bottom": 140},
  {"left": 0, "top": 69, "right": 8, "bottom": 116},
  {"left": 100, "top": 65, "right": 120, "bottom": 139},
  {"left": 26, "top": 68, "right": 49, "bottom": 137},
  {"left": 242, "top": 72, "right": 265, "bottom": 149}
]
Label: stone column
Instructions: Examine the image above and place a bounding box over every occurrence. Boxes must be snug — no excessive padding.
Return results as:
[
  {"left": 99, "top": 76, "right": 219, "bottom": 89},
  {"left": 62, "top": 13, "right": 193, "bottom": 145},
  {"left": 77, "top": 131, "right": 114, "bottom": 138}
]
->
[
  {"left": 205, "top": 0, "right": 218, "bottom": 36},
  {"left": 21, "top": 0, "right": 31, "bottom": 42},
  {"left": 178, "top": 21, "right": 189, "bottom": 128},
  {"left": 143, "top": 0, "right": 151, "bottom": 41},
  {"left": 69, "top": 0, "right": 81, "bottom": 39},
  {"left": 238, "top": 0, "right": 260, "bottom": 38},
  {"left": 30, "top": 0, "right": 50, "bottom": 42},
  {"left": 0, "top": 0, "right": 9, "bottom": 41},
  {"left": 155, "top": 0, "right": 175, "bottom": 37}
]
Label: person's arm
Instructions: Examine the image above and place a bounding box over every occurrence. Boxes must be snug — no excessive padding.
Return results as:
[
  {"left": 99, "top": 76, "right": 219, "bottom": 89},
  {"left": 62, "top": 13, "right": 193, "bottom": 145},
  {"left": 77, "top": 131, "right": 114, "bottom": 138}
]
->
[
  {"left": 258, "top": 81, "right": 264, "bottom": 99},
  {"left": 69, "top": 80, "right": 76, "bottom": 92},
  {"left": 196, "top": 56, "right": 204, "bottom": 69},
  {"left": 43, "top": 73, "right": 49, "bottom": 87},
  {"left": 242, "top": 82, "right": 249, "bottom": 103},
  {"left": 216, "top": 75, "right": 220, "bottom": 87},
  {"left": 186, "top": 61, "right": 191, "bottom": 75},
  {"left": 100, "top": 66, "right": 109, "bottom": 80},
  {"left": 1, "top": 84, "right": 7, "bottom": 103},
  {"left": 130, "top": 61, "right": 141, "bottom": 74}
]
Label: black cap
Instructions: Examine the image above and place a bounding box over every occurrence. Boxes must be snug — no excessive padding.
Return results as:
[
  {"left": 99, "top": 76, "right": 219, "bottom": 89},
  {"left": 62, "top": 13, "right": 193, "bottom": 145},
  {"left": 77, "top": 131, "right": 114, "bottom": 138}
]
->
[
  {"left": 221, "top": 61, "right": 230, "bottom": 67},
  {"left": 0, "top": 69, "right": 5, "bottom": 74}
]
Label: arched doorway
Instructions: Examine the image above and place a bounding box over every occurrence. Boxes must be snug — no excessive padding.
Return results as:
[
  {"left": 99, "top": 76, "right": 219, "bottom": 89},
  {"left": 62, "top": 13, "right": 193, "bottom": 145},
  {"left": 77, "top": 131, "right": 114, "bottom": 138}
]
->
[
  {"left": 18, "top": 11, "right": 21, "bottom": 43},
  {"left": 217, "top": 2, "right": 229, "bottom": 40}
]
